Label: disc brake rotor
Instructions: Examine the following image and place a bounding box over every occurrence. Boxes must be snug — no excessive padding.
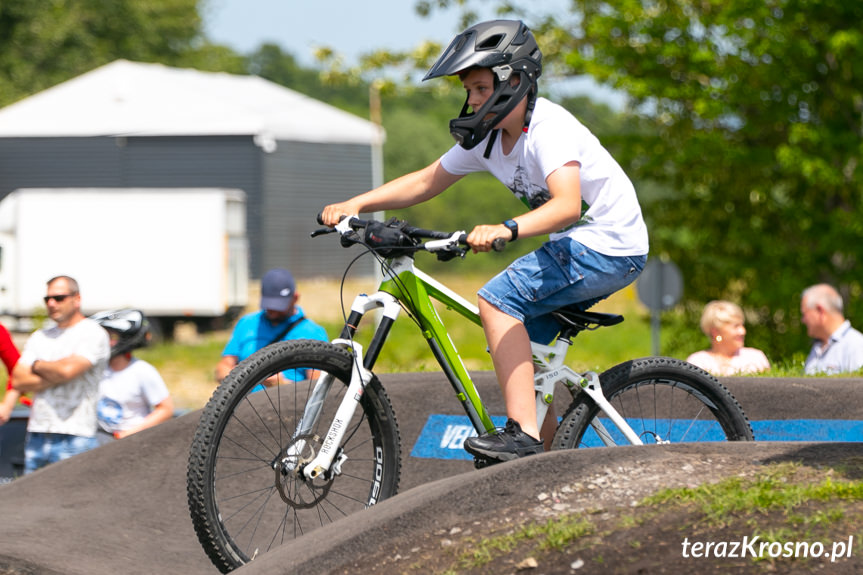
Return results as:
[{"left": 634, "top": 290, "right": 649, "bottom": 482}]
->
[{"left": 274, "top": 434, "right": 333, "bottom": 509}]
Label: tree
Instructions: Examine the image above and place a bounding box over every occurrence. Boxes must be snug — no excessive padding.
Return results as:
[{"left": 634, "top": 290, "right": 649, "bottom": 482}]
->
[
  {"left": 0, "top": 0, "right": 206, "bottom": 107},
  {"left": 422, "top": 1, "right": 863, "bottom": 362}
]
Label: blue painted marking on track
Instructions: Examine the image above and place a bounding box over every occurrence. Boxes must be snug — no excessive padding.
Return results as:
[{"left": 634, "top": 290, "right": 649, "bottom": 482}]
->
[
  {"left": 410, "top": 414, "right": 863, "bottom": 460},
  {"left": 410, "top": 415, "right": 506, "bottom": 461}
]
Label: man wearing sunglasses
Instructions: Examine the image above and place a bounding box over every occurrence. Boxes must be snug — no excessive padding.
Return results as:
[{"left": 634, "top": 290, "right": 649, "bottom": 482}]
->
[{"left": 12, "top": 276, "right": 110, "bottom": 473}]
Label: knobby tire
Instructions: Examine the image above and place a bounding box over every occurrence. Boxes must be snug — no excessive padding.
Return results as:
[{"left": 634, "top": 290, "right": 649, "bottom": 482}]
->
[
  {"left": 552, "top": 357, "right": 753, "bottom": 449},
  {"left": 187, "top": 339, "right": 401, "bottom": 573}
]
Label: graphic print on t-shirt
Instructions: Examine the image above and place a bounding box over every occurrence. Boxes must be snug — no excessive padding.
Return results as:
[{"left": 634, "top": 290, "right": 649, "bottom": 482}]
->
[
  {"left": 509, "top": 164, "right": 550, "bottom": 210},
  {"left": 97, "top": 397, "right": 124, "bottom": 426}
]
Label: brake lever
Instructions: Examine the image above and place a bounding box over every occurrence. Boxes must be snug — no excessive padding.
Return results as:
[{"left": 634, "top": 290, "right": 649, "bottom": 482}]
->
[
  {"left": 335, "top": 215, "right": 359, "bottom": 235},
  {"left": 310, "top": 227, "right": 335, "bottom": 238}
]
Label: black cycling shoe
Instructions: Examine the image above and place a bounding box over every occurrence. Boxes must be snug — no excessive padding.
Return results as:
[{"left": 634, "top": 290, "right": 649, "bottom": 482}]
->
[{"left": 463, "top": 418, "right": 544, "bottom": 462}]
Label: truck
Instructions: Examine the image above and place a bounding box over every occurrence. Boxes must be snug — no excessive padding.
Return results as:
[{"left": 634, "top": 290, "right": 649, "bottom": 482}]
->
[{"left": 0, "top": 188, "right": 249, "bottom": 336}]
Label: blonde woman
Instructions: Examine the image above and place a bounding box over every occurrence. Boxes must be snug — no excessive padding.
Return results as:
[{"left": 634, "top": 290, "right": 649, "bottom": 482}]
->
[{"left": 686, "top": 300, "right": 770, "bottom": 376}]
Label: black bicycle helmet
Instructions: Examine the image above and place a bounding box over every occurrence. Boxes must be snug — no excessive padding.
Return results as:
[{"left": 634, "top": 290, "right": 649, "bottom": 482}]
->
[
  {"left": 423, "top": 19, "right": 542, "bottom": 151},
  {"left": 91, "top": 308, "right": 150, "bottom": 358}
]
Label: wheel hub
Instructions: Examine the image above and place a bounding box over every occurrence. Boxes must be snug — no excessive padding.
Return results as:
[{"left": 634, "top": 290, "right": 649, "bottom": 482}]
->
[{"left": 273, "top": 434, "right": 333, "bottom": 508}]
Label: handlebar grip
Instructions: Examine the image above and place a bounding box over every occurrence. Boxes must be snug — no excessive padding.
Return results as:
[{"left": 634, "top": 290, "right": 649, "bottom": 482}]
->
[
  {"left": 457, "top": 235, "right": 505, "bottom": 251},
  {"left": 316, "top": 213, "right": 325, "bottom": 225}
]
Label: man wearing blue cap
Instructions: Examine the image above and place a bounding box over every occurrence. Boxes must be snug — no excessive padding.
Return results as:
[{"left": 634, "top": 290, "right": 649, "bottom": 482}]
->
[{"left": 216, "top": 268, "right": 328, "bottom": 384}]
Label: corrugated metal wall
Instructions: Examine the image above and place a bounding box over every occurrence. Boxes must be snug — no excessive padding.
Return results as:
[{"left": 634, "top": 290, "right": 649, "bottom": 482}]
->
[
  {"left": 0, "top": 137, "right": 122, "bottom": 190},
  {"left": 262, "top": 140, "right": 375, "bottom": 278},
  {"left": 0, "top": 136, "right": 377, "bottom": 279}
]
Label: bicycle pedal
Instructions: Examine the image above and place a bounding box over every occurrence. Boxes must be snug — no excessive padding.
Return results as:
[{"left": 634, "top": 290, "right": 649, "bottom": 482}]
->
[{"left": 472, "top": 455, "right": 502, "bottom": 470}]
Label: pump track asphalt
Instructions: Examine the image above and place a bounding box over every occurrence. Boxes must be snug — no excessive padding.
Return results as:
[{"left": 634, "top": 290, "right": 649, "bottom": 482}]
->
[{"left": 1, "top": 372, "right": 861, "bottom": 575}]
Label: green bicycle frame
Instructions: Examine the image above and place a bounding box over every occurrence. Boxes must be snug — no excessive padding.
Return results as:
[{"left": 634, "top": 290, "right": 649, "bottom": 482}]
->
[{"left": 337, "top": 255, "right": 496, "bottom": 434}]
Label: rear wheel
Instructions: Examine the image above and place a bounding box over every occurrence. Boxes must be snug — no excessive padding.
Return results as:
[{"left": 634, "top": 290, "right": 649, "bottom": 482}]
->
[
  {"left": 187, "top": 340, "right": 401, "bottom": 572},
  {"left": 552, "top": 357, "right": 753, "bottom": 449}
]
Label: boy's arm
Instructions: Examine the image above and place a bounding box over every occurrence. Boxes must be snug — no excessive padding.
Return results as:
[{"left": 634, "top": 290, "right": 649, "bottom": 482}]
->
[
  {"left": 468, "top": 162, "right": 583, "bottom": 251},
  {"left": 321, "top": 160, "right": 461, "bottom": 225},
  {"left": 513, "top": 162, "right": 583, "bottom": 238}
]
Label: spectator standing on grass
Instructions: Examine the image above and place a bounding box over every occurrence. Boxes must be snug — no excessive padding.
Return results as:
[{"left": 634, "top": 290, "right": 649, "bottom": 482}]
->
[
  {"left": 216, "top": 268, "right": 328, "bottom": 385},
  {"left": 12, "top": 276, "right": 110, "bottom": 473},
  {"left": 91, "top": 309, "right": 174, "bottom": 444},
  {"left": 801, "top": 283, "right": 863, "bottom": 375},
  {"left": 686, "top": 300, "right": 770, "bottom": 376},
  {"left": 0, "top": 322, "right": 25, "bottom": 425}
]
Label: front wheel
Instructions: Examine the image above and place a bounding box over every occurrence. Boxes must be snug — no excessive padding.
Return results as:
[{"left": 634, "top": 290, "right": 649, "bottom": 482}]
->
[
  {"left": 552, "top": 357, "right": 754, "bottom": 449},
  {"left": 187, "top": 340, "right": 401, "bottom": 573}
]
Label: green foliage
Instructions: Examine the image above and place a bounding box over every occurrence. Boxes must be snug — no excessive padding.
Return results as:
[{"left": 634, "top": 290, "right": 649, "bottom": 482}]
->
[
  {"left": 538, "top": 0, "right": 863, "bottom": 360},
  {"left": 419, "top": 1, "right": 863, "bottom": 361},
  {"left": 0, "top": 0, "right": 205, "bottom": 107}
]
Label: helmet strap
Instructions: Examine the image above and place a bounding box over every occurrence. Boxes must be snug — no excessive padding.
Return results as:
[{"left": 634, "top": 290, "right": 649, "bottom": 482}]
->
[
  {"left": 523, "top": 87, "right": 537, "bottom": 134},
  {"left": 484, "top": 86, "right": 536, "bottom": 159},
  {"left": 483, "top": 129, "right": 498, "bottom": 159}
]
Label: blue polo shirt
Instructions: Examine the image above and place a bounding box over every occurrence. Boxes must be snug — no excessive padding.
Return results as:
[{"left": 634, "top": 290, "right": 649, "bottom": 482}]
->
[{"left": 223, "top": 307, "right": 328, "bottom": 383}]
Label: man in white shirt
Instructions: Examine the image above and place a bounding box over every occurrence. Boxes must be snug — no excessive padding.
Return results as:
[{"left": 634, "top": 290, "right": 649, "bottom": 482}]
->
[
  {"left": 801, "top": 283, "right": 863, "bottom": 375},
  {"left": 12, "top": 276, "right": 110, "bottom": 473}
]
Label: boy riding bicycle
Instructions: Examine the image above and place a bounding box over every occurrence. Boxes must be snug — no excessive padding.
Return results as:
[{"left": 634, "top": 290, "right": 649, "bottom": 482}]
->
[{"left": 322, "top": 19, "right": 649, "bottom": 463}]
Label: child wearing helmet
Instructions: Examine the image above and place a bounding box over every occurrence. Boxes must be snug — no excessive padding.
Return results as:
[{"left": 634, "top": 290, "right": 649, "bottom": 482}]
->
[
  {"left": 322, "top": 20, "right": 648, "bottom": 462},
  {"left": 91, "top": 309, "right": 174, "bottom": 441}
]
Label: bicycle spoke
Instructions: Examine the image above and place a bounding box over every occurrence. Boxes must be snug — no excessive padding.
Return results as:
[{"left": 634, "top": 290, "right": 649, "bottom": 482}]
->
[
  {"left": 189, "top": 341, "right": 401, "bottom": 571},
  {"left": 555, "top": 358, "right": 753, "bottom": 450}
]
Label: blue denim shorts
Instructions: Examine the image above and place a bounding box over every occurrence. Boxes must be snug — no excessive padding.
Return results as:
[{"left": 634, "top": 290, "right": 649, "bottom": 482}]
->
[
  {"left": 25, "top": 432, "right": 99, "bottom": 474},
  {"left": 478, "top": 237, "right": 646, "bottom": 344}
]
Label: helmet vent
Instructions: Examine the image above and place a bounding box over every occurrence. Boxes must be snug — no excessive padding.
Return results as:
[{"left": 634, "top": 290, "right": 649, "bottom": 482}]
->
[{"left": 478, "top": 34, "right": 505, "bottom": 50}]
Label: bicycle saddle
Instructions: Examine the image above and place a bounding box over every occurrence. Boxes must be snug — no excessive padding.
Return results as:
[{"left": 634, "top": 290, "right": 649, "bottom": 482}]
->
[{"left": 551, "top": 306, "right": 624, "bottom": 331}]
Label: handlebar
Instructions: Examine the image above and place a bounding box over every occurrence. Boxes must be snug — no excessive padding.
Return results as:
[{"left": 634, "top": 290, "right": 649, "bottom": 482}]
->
[{"left": 312, "top": 214, "right": 506, "bottom": 255}]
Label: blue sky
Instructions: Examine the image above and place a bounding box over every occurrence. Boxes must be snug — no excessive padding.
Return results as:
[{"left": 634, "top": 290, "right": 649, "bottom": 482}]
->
[
  {"left": 203, "top": 0, "right": 625, "bottom": 107},
  {"left": 203, "top": 0, "right": 477, "bottom": 66}
]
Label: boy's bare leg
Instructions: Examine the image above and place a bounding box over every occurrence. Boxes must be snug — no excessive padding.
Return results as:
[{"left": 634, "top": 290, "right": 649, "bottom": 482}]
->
[{"left": 478, "top": 297, "right": 540, "bottom": 441}]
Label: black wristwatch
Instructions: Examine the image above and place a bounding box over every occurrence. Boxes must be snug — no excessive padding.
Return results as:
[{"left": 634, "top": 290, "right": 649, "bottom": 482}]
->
[{"left": 502, "top": 219, "right": 519, "bottom": 241}]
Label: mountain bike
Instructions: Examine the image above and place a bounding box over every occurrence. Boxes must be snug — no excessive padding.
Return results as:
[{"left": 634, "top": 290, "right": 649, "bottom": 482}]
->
[{"left": 187, "top": 215, "right": 754, "bottom": 573}]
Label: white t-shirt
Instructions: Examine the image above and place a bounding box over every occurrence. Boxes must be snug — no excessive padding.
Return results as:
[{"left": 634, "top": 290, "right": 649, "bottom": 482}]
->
[
  {"left": 97, "top": 358, "right": 170, "bottom": 434},
  {"left": 20, "top": 318, "right": 110, "bottom": 437},
  {"left": 440, "top": 97, "right": 649, "bottom": 257}
]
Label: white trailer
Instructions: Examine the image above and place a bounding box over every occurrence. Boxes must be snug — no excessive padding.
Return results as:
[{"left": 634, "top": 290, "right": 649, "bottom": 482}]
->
[{"left": 0, "top": 188, "right": 249, "bottom": 335}]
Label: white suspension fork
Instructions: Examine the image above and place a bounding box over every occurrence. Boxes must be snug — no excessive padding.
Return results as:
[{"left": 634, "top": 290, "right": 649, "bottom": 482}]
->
[{"left": 299, "top": 291, "right": 402, "bottom": 480}]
